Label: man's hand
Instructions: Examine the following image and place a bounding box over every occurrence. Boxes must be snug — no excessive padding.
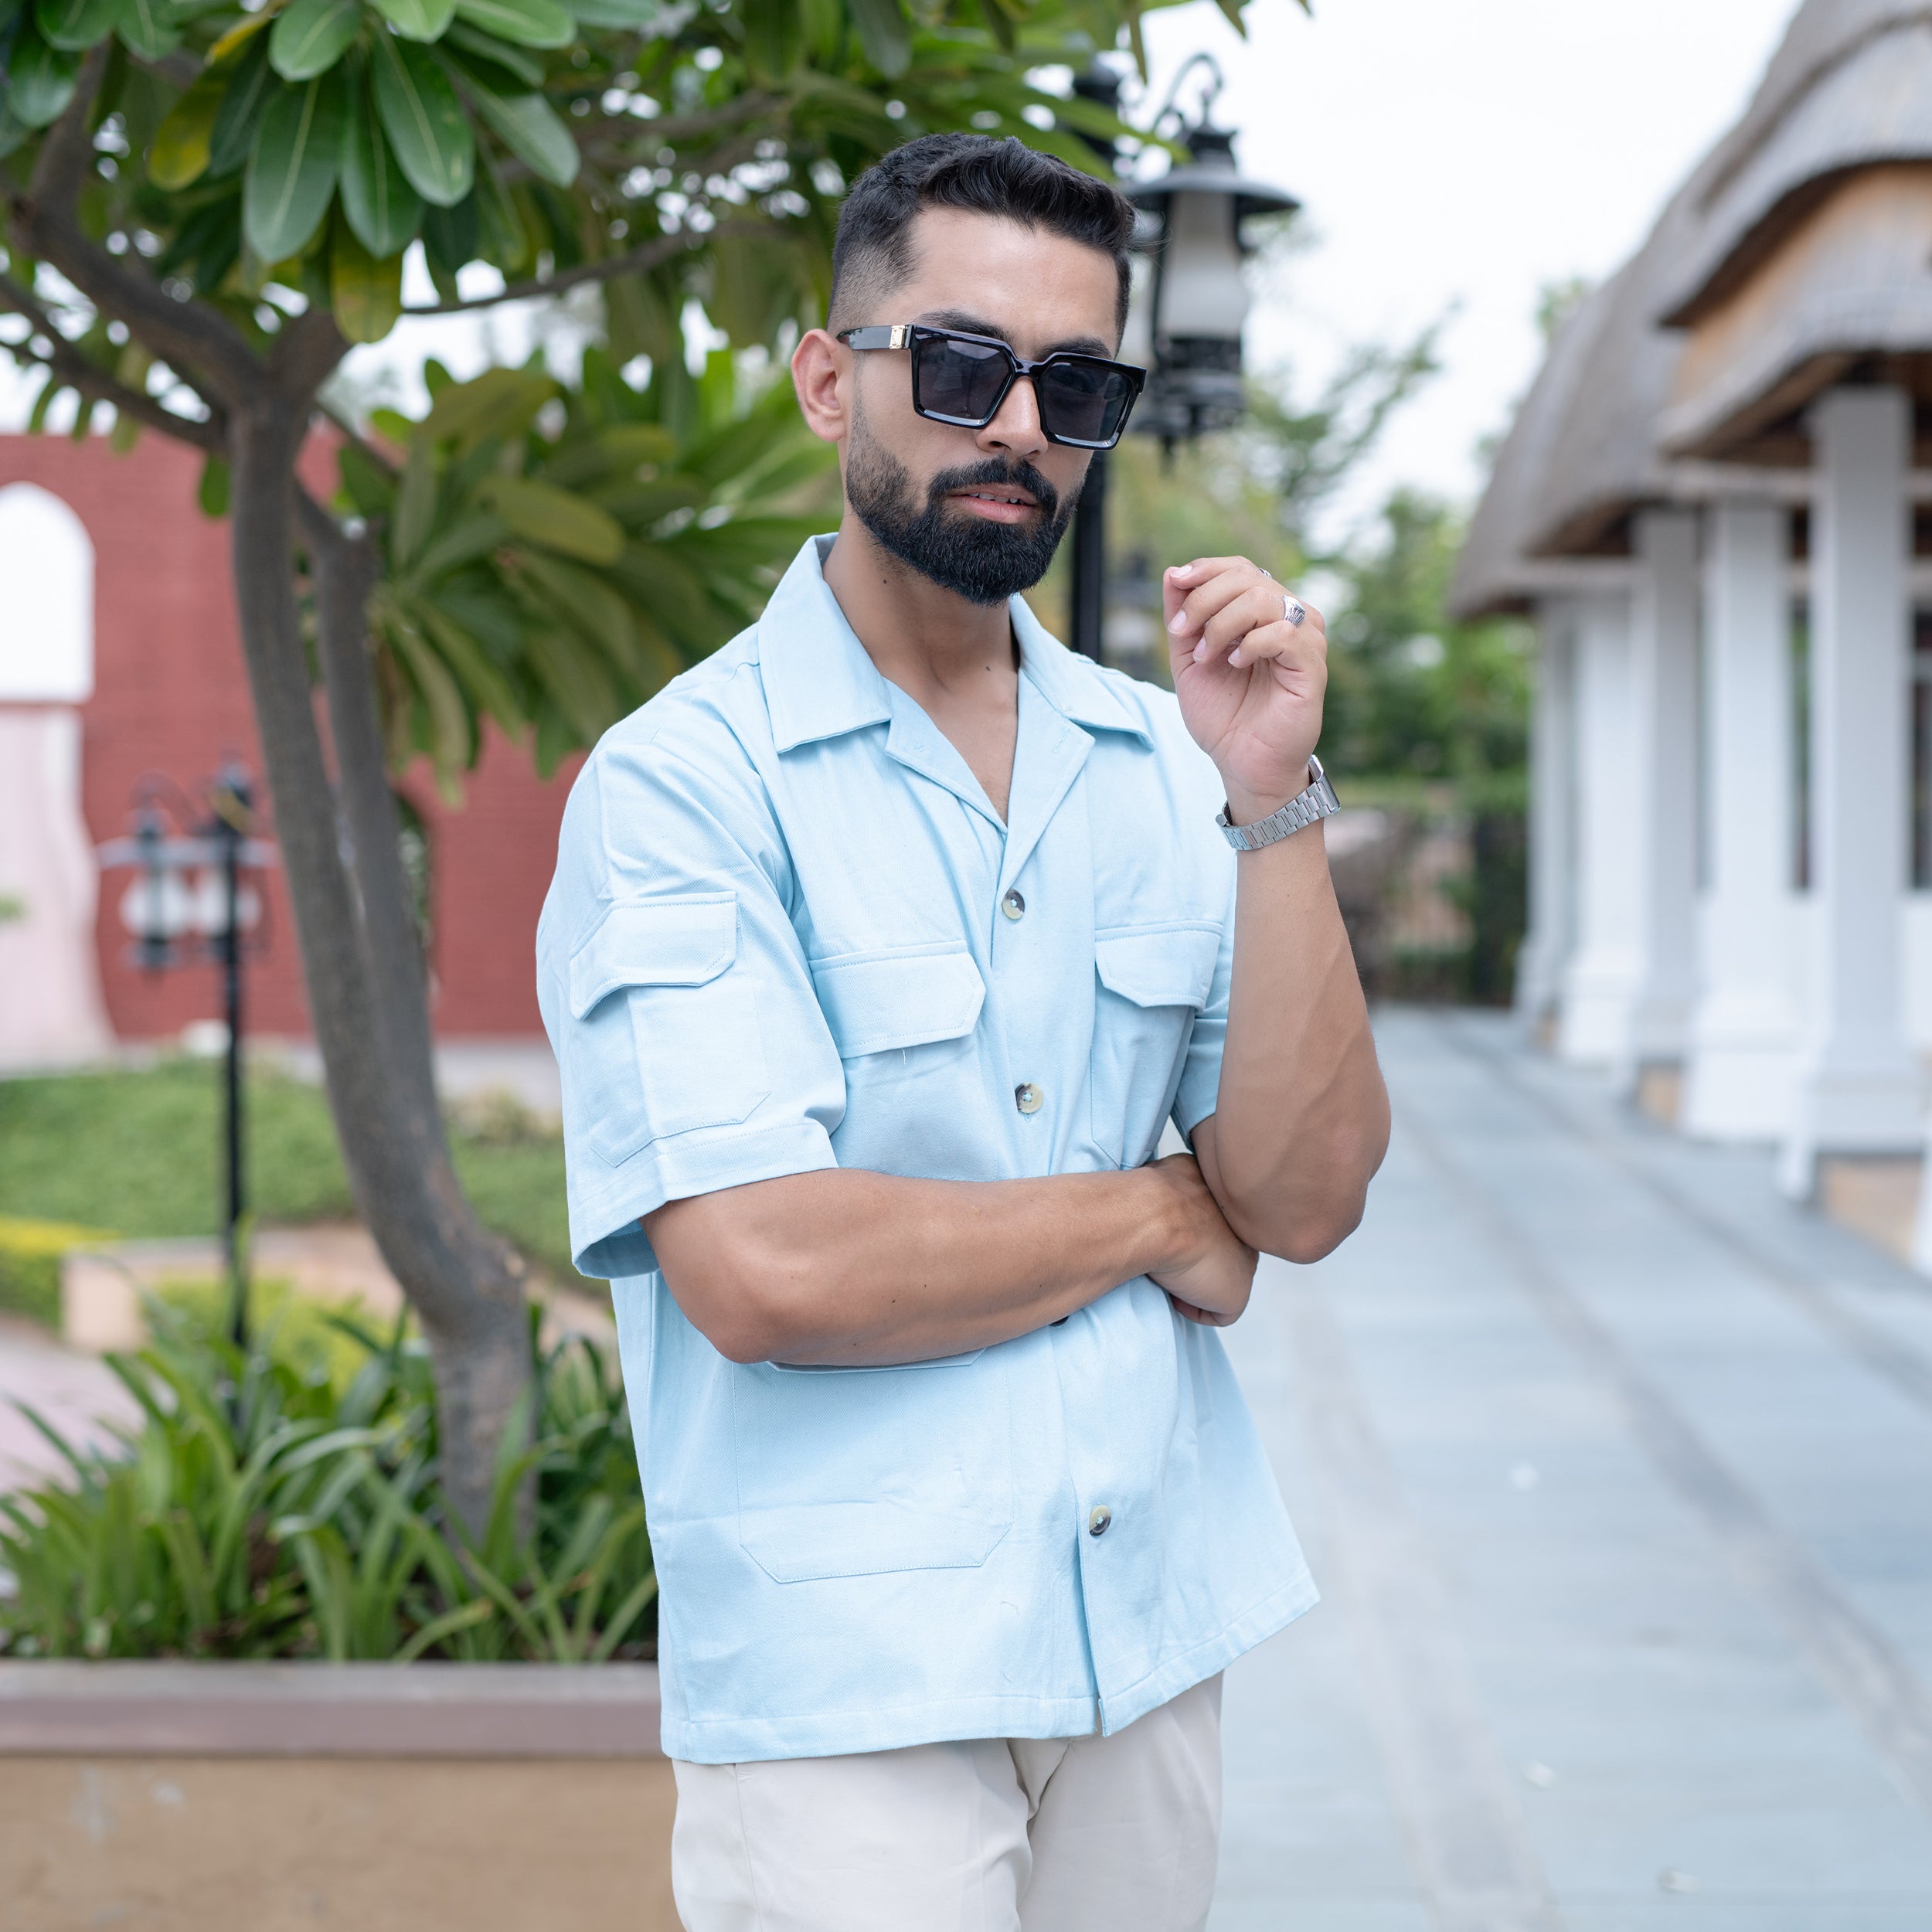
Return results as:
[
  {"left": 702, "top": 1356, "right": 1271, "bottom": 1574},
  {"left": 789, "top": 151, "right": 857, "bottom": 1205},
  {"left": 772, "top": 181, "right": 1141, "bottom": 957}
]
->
[
  {"left": 1165, "top": 555, "right": 1327, "bottom": 825},
  {"left": 1146, "top": 1152, "right": 1259, "bottom": 1328}
]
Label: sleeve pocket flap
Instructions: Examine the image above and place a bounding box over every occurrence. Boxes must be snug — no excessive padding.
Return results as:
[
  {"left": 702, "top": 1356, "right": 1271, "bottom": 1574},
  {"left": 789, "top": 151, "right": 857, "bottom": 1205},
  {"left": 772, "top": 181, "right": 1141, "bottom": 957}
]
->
[
  {"left": 568, "top": 894, "right": 739, "bottom": 1019},
  {"left": 1094, "top": 924, "right": 1221, "bottom": 1010},
  {"left": 811, "top": 947, "right": 986, "bottom": 1058}
]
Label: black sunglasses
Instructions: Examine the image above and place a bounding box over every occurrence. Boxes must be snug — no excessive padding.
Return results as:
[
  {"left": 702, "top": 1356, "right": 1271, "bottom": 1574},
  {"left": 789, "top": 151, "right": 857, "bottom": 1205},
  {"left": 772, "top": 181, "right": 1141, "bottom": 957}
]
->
[{"left": 836, "top": 325, "right": 1145, "bottom": 450}]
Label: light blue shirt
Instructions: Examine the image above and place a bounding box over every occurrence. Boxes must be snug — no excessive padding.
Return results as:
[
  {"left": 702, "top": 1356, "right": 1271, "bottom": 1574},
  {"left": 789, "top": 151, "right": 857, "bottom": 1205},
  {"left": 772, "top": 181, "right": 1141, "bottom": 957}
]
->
[{"left": 536, "top": 536, "right": 1315, "bottom": 1764}]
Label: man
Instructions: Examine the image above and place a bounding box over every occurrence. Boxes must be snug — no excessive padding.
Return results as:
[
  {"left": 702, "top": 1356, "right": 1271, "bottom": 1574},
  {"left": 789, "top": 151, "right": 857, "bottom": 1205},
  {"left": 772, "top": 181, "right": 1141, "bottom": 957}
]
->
[{"left": 537, "top": 132, "right": 1389, "bottom": 1930}]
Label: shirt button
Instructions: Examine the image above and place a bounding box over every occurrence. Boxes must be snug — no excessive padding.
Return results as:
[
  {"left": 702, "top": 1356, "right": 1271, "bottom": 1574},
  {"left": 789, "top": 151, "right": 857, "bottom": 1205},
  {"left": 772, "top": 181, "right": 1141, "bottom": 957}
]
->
[
  {"left": 1088, "top": 1505, "right": 1113, "bottom": 1537},
  {"left": 1015, "top": 1082, "right": 1043, "bottom": 1115},
  {"left": 1002, "top": 888, "right": 1026, "bottom": 920}
]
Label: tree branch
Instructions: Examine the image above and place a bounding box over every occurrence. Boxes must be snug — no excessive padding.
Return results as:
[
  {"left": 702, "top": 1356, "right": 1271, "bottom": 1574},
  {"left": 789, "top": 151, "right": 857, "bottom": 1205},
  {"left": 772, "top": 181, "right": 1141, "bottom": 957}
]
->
[
  {"left": 317, "top": 395, "right": 398, "bottom": 475},
  {"left": 590, "top": 87, "right": 784, "bottom": 153},
  {"left": 0, "top": 271, "right": 226, "bottom": 451},
  {"left": 400, "top": 214, "right": 777, "bottom": 315},
  {"left": 268, "top": 306, "right": 349, "bottom": 403},
  {"left": 10, "top": 46, "right": 263, "bottom": 408}
]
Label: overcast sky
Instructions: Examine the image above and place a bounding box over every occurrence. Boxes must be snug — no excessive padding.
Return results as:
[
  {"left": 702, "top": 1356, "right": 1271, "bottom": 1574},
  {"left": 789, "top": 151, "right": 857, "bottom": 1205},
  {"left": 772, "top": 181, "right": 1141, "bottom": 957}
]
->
[
  {"left": 1135, "top": 0, "right": 1798, "bottom": 527},
  {"left": 5, "top": 0, "right": 1801, "bottom": 522}
]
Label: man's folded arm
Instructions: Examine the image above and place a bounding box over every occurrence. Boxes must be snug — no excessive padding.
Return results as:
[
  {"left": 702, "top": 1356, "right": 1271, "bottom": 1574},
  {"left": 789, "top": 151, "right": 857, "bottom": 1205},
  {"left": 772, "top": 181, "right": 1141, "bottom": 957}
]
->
[{"left": 645, "top": 1158, "right": 1257, "bottom": 1367}]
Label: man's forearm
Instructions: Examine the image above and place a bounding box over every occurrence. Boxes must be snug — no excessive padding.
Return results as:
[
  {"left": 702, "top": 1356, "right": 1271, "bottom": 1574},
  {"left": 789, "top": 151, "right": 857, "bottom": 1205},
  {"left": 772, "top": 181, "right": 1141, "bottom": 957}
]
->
[
  {"left": 646, "top": 1163, "right": 1227, "bottom": 1368},
  {"left": 1196, "top": 817, "right": 1389, "bottom": 1262}
]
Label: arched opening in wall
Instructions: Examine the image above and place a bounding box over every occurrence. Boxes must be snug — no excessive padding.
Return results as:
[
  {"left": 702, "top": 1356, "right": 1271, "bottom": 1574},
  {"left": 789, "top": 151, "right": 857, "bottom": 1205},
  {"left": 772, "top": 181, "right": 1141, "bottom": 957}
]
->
[
  {"left": 0, "top": 481, "right": 93, "bottom": 702},
  {"left": 0, "top": 481, "right": 111, "bottom": 1065}
]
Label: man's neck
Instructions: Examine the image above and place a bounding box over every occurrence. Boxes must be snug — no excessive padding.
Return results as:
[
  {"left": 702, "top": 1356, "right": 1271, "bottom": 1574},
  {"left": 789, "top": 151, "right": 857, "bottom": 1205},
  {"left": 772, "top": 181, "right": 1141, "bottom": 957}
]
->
[
  {"left": 821, "top": 511, "right": 1022, "bottom": 821},
  {"left": 821, "top": 512, "right": 1021, "bottom": 711}
]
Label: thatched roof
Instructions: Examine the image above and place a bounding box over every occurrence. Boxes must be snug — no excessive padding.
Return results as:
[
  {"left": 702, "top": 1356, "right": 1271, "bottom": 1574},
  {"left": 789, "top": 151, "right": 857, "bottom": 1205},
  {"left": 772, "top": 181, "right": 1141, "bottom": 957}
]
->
[
  {"left": 1659, "top": 165, "right": 1932, "bottom": 459},
  {"left": 1451, "top": 0, "right": 1932, "bottom": 617},
  {"left": 1660, "top": 8, "right": 1932, "bottom": 328},
  {"left": 1447, "top": 182, "right": 1701, "bottom": 617},
  {"left": 1449, "top": 271, "right": 1635, "bottom": 617}
]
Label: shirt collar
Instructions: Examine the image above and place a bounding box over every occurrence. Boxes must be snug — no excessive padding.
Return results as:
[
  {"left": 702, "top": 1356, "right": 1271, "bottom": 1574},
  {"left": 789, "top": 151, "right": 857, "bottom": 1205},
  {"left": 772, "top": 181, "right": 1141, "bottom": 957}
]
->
[{"left": 758, "top": 534, "right": 1155, "bottom": 753}]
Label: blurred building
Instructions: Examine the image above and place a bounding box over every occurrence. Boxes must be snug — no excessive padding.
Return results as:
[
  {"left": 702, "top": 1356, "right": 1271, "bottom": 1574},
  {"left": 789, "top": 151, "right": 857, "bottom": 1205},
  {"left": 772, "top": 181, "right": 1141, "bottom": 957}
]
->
[
  {"left": 1454, "top": 0, "right": 1932, "bottom": 1264},
  {"left": 0, "top": 434, "right": 576, "bottom": 1076}
]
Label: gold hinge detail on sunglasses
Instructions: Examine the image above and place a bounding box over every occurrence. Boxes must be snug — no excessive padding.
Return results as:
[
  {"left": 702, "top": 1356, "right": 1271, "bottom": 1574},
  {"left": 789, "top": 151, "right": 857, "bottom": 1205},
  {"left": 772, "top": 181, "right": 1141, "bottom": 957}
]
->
[{"left": 888, "top": 325, "right": 910, "bottom": 349}]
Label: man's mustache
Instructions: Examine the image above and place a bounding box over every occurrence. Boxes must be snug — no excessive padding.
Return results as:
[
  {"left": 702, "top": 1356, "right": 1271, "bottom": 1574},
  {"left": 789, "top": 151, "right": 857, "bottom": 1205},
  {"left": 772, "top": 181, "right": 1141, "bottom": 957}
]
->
[{"left": 926, "top": 459, "right": 1062, "bottom": 522}]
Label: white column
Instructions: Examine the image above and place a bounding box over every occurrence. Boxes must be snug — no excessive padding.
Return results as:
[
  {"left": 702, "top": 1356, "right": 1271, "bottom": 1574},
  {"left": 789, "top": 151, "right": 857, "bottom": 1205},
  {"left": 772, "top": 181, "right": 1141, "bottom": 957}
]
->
[
  {"left": 1558, "top": 593, "right": 1641, "bottom": 1064},
  {"left": 1683, "top": 499, "right": 1801, "bottom": 1139},
  {"left": 1622, "top": 507, "right": 1702, "bottom": 1086},
  {"left": 1780, "top": 386, "right": 1920, "bottom": 1196},
  {"left": 1515, "top": 599, "right": 1576, "bottom": 1029}
]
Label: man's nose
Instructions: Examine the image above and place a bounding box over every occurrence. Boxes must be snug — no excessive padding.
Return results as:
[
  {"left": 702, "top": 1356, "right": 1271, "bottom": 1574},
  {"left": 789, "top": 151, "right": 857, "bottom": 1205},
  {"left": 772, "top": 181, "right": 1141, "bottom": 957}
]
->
[{"left": 977, "top": 373, "right": 1048, "bottom": 461}]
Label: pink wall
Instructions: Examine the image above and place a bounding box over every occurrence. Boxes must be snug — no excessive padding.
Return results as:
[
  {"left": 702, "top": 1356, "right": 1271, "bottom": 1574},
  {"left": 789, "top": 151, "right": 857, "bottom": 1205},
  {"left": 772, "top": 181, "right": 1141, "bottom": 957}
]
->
[{"left": 1, "top": 433, "right": 582, "bottom": 1043}]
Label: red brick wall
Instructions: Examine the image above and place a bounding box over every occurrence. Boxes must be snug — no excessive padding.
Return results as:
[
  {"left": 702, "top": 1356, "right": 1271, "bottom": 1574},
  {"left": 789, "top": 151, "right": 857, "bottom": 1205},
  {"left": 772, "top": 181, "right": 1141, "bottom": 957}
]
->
[{"left": 1, "top": 433, "right": 578, "bottom": 1043}]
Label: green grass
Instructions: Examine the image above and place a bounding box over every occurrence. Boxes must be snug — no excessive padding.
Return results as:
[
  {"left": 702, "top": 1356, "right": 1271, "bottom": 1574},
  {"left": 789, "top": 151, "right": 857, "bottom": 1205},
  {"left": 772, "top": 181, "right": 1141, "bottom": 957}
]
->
[{"left": 0, "top": 1060, "right": 577, "bottom": 1325}]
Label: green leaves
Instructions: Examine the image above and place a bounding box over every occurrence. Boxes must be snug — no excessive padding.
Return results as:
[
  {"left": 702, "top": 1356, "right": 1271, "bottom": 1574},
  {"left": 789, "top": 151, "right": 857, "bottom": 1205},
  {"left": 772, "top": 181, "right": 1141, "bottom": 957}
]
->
[
  {"left": 459, "top": 66, "right": 577, "bottom": 187},
  {"left": 243, "top": 73, "right": 344, "bottom": 264},
  {"left": 341, "top": 352, "right": 833, "bottom": 786},
  {"left": 208, "top": 36, "right": 277, "bottom": 177},
  {"left": 563, "top": 0, "right": 656, "bottom": 26},
  {"left": 480, "top": 475, "right": 624, "bottom": 563},
  {"left": 269, "top": 0, "right": 362, "bottom": 80},
  {"left": 0, "top": 1311, "right": 655, "bottom": 1665},
  {"left": 330, "top": 214, "right": 403, "bottom": 342},
  {"left": 6, "top": 30, "right": 80, "bottom": 128},
  {"left": 339, "top": 76, "right": 424, "bottom": 255},
  {"left": 148, "top": 67, "right": 226, "bottom": 188},
  {"left": 371, "top": 29, "right": 473, "bottom": 206},
  {"left": 846, "top": 0, "right": 910, "bottom": 77},
  {"left": 369, "top": 0, "right": 455, "bottom": 43},
  {"left": 114, "top": 0, "right": 179, "bottom": 61},
  {"left": 451, "top": 0, "right": 570, "bottom": 49},
  {"left": 32, "top": 0, "right": 117, "bottom": 53}
]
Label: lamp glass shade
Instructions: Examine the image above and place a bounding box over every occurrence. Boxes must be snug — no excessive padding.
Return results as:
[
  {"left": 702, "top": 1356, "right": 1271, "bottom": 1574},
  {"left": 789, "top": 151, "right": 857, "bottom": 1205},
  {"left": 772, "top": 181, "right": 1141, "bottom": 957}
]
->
[
  {"left": 1155, "top": 189, "right": 1249, "bottom": 342},
  {"left": 1119, "top": 253, "right": 1155, "bottom": 373}
]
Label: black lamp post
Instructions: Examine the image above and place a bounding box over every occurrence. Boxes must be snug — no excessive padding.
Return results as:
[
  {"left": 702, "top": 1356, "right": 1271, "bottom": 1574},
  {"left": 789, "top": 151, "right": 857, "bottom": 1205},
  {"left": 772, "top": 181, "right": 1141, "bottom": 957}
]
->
[
  {"left": 1066, "top": 53, "right": 1298, "bottom": 661},
  {"left": 97, "top": 764, "right": 276, "bottom": 1350}
]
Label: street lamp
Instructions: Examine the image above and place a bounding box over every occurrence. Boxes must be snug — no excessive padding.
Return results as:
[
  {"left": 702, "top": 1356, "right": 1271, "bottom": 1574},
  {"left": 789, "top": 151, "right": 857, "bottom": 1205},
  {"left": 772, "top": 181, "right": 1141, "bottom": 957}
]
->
[
  {"left": 97, "top": 764, "right": 276, "bottom": 1350},
  {"left": 1066, "top": 53, "right": 1298, "bottom": 660}
]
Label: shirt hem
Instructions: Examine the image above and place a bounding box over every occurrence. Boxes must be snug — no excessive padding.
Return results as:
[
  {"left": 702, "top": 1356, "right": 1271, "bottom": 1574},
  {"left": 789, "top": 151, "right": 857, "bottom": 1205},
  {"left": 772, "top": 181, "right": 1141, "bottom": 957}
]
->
[
  {"left": 660, "top": 1570, "right": 1319, "bottom": 1764},
  {"left": 1096, "top": 1568, "right": 1320, "bottom": 1737}
]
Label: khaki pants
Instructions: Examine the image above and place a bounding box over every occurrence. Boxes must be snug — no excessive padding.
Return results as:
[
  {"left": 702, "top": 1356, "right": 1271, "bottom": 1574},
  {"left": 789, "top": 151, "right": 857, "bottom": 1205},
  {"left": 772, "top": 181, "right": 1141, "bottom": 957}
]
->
[{"left": 670, "top": 1675, "right": 1223, "bottom": 1932}]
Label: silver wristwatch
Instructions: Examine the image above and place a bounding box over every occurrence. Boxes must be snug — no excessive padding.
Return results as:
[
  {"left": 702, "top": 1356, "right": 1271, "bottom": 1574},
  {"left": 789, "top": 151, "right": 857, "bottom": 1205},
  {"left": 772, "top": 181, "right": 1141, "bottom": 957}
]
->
[{"left": 1215, "top": 755, "right": 1340, "bottom": 851}]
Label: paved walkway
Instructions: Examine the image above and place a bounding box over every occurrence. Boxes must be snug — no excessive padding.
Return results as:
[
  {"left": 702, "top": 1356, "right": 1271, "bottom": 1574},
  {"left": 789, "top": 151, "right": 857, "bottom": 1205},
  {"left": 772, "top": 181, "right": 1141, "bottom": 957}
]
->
[{"left": 1213, "top": 1006, "right": 1932, "bottom": 1930}]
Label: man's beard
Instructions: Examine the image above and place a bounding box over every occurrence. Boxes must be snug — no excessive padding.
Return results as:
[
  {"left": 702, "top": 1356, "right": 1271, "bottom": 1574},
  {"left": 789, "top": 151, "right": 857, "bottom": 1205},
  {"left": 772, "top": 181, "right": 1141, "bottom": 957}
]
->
[{"left": 844, "top": 414, "right": 1078, "bottom": 607}]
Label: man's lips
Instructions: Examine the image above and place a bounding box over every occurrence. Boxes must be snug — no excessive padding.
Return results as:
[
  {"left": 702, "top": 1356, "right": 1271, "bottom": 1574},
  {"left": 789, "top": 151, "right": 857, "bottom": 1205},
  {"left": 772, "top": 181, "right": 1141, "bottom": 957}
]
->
[{"left": 947, "top": 486, "right": 1041, "bottom": 524}]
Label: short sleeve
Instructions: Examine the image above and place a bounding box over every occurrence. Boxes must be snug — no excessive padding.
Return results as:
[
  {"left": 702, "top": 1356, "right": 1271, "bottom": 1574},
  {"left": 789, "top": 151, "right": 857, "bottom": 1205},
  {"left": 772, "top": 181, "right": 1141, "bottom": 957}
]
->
[
  {"left": 536, "top": 730, "right": 844, "bottom": 1281},
  {"left": 1170, "top": 870, "right": 1235, "bottom": 1147}
]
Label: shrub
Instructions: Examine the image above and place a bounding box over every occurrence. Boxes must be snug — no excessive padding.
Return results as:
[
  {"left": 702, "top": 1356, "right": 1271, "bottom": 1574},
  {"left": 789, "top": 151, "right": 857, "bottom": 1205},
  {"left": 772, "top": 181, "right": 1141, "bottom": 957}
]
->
[
  {"left": 0, "top": 1306, "right": 652, "bottom": 1664},
  {"left": 0, "top": 1218, "right": 109, "bottom": 1329}
]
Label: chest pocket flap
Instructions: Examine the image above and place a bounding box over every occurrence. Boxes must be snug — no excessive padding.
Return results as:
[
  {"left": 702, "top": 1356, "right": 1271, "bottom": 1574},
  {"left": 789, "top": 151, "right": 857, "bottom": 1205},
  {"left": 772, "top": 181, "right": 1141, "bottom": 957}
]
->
[
  {"left": 569, "top": 894, "right": 738, "bottom": 1019},
  {"left": 1094, "top": 922, "right": 1221, "bottom": 1010},
  {"left": 811, "top": 944, "right": 985, "bottom": 1058}
]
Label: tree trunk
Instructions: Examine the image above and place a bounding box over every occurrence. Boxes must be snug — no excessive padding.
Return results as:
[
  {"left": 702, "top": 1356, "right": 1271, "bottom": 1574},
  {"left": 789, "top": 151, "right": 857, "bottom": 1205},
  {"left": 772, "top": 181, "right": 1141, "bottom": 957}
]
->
[
  {"left": 14, "top": 53, "right": 534, "bottom": 1539},
  {"left": 228, "top": 406, "right": 531, "bottom": 1539}
]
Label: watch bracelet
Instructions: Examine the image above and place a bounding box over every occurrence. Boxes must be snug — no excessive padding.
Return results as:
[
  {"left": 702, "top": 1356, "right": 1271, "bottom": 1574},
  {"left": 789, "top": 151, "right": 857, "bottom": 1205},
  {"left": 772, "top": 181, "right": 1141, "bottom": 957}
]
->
[{"left": 1216, "top": 757, "right": 1340, "bottom": 852}]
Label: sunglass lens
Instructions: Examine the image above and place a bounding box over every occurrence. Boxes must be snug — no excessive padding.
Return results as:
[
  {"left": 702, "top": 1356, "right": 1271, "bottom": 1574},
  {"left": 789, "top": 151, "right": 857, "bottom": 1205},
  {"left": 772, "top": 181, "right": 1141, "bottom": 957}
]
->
[
  {"left": 1039, "top": 362, "right": 1133, "bottom": 445},
  {"left": 915, "top": 336, "right": 1012, "bottom": 423}
]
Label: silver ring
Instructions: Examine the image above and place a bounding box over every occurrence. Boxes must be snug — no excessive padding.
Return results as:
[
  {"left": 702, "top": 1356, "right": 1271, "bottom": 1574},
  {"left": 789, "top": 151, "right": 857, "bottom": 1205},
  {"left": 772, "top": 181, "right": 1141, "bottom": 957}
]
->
[{"left": 1282, "top": 594, "right": 1306, "bottom": 628}]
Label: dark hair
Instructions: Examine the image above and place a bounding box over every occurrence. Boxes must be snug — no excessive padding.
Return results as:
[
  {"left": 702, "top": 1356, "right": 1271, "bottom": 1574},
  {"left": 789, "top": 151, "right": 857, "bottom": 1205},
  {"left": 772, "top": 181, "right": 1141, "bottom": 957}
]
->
[{"left": 829, "top": 133, "right": 1136, "bottom": 339}]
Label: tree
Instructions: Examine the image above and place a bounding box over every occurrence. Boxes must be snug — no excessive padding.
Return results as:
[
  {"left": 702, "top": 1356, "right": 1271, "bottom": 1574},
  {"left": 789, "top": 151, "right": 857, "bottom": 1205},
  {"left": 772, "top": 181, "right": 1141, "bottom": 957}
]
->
[
  {"left": 1320, "top": 488, "right": 1530, "bottom": 787},
  {"left": 1, "top": 0, "right": 1254, "bottom": 1534}
]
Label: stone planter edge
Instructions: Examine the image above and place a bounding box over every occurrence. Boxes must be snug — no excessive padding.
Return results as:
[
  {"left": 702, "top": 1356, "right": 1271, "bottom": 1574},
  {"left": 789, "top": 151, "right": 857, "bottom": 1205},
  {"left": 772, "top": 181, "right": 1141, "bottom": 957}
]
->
[{"left": 0, "top": 1658, "right": 663, "bottom": 1758}]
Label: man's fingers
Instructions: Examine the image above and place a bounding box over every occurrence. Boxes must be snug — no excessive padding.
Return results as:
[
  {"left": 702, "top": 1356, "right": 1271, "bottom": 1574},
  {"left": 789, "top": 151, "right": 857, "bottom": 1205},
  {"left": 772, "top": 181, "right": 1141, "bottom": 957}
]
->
[
  {"left": 1165, "top": 563, "right": 1260, "bottom": 641},
  {"left": 1189, "top": 587, "right": 1328, "bottom": 668}
]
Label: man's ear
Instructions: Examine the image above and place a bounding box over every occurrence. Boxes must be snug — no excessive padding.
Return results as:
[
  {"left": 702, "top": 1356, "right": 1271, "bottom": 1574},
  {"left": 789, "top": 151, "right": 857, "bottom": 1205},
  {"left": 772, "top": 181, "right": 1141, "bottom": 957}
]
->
[{"left": 791, "top": 328, "right": 848, "bottom": 446}]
